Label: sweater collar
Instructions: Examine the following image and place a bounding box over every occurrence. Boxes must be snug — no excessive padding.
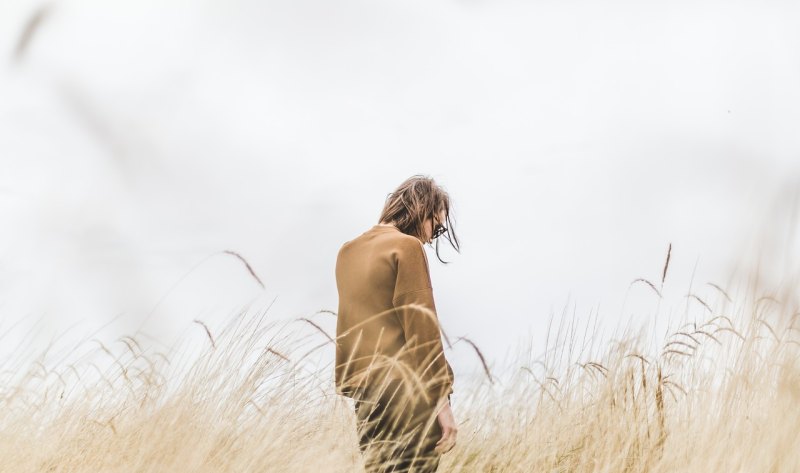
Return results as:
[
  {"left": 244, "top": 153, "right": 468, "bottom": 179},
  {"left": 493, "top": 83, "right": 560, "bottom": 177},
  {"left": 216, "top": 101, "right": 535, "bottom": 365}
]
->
[{"left": 369, "top": 224, "right": 400, "bottom": 232}]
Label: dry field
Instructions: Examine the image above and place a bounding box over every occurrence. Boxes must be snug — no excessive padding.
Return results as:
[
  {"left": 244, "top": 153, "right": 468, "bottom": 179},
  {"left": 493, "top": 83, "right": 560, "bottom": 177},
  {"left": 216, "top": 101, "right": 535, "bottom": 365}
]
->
[{"left": 0, "top": 261, "right": 798, "bottom": 473}]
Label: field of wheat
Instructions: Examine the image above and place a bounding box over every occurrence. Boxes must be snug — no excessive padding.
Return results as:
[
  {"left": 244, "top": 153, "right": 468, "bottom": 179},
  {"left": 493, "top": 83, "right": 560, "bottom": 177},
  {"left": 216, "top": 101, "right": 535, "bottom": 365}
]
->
[{"left": 0, "top": 252, "right": 798, "bottom": 473}]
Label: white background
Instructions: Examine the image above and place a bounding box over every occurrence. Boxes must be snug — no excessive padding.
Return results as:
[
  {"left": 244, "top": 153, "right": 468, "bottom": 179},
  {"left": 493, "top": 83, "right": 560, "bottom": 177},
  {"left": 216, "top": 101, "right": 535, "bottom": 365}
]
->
[{"left": 1, "top": 0, "right": 798, "bottom": 382}]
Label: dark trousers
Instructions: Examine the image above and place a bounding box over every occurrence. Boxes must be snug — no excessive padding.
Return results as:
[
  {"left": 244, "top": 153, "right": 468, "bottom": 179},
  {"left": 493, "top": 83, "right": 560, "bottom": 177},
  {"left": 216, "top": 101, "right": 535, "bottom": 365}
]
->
[{"left": 352, "top": 380, "right": 443, "bottom": 473}]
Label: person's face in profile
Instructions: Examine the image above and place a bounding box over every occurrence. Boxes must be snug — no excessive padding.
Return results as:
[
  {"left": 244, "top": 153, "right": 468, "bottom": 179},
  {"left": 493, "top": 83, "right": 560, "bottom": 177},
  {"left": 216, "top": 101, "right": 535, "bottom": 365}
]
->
[{"left": 422, "top": 209, "right": 447, "bottom": 244}]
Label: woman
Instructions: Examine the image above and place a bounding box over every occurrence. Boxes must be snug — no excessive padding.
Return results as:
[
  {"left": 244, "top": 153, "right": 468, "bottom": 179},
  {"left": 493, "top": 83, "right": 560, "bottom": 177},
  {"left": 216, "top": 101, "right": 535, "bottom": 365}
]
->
[{"left": 335, "top": 175, "right": 461, "bottom": 473}]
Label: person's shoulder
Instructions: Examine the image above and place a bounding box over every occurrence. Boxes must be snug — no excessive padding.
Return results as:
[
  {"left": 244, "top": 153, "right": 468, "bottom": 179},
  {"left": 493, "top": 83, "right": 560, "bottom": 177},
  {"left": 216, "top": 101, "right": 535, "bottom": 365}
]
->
[
  {"left": 339, "top": 227, "right": 421, "bottom": 255},
  {"left": 336, "top": 238, "right": 354, "bottom": 259},
  {"left": 384, "top": 233, "right": 427, "bottom": 262},
  {"left": 336, "top": 229, "right": 376, "bottom": 255},
  {"left": 383, "top": 230, "right": 422, "bottom": 248}
]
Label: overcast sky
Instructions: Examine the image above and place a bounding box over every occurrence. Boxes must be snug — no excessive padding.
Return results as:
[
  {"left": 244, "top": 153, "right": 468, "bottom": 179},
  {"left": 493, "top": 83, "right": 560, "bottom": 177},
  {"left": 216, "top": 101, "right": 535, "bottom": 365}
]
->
[{"left": 1, "top": 0, "right": 799, "bottom": 384}]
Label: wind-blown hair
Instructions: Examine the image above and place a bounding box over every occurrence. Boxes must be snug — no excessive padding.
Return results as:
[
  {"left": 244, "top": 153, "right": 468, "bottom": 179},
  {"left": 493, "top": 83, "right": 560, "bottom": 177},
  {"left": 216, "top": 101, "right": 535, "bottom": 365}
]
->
[{"left": 378, "top": 175, "right": 461, "bottom": 264}]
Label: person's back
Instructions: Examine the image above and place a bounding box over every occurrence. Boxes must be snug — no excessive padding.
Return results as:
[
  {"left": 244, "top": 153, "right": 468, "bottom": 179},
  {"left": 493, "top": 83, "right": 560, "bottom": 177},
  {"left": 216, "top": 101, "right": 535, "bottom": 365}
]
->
[{"left": 335, "top": 223, "right": 454, "bottom": 405}]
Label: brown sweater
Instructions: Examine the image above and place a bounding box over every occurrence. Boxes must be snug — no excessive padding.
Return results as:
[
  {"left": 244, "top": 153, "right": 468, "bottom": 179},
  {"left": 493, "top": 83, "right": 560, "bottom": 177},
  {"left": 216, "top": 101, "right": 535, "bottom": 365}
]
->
[{"left": 334, "top": 224, "right": 454, "bottom": 405}]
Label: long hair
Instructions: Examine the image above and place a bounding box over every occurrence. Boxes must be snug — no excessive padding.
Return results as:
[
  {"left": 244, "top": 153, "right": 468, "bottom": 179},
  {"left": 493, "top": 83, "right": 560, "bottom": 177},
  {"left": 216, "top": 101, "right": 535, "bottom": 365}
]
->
[{"left": 377, "top": 175, "right": 461, "bottom": 264}]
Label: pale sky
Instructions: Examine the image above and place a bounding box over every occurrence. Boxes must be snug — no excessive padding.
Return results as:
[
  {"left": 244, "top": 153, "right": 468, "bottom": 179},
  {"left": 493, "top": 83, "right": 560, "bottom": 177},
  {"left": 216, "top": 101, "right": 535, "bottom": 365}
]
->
[{"left": 1, "top": 0, "right": 799, "bottom": 386}]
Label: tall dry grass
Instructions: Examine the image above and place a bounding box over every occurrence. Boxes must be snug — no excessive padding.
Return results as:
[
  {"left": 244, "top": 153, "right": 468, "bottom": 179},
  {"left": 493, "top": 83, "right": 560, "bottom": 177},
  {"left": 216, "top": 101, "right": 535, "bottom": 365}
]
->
[{"left": 0, "top": 259, "right": 798, "bottom": 473}]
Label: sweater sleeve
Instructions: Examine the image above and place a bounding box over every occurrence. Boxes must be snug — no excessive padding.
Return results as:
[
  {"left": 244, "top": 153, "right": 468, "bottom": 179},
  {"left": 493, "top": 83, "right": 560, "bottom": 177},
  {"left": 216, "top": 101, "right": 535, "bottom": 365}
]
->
[{"left": 392, "top": 239, "right": 454, "bottom": 405}]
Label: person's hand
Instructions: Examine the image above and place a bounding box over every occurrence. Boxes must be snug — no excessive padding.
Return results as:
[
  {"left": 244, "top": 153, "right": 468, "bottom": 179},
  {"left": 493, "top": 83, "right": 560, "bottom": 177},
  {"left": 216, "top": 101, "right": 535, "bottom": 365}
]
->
[{"left": 434, "top": 397, "right": 457, "bottom": 454}]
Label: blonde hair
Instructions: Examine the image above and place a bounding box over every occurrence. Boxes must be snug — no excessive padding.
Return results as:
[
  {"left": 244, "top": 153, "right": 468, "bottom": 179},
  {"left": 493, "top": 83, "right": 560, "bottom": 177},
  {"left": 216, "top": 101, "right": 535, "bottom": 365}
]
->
[{"left": 378, "top": 174, "right": 461, "bottom": 264}]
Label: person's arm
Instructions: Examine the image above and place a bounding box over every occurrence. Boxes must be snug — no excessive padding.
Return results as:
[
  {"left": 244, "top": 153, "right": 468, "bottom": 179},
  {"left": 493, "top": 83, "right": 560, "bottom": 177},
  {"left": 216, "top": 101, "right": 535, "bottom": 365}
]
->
[{"left": 392, "top": 238, "right": 454, "bottom": 405}]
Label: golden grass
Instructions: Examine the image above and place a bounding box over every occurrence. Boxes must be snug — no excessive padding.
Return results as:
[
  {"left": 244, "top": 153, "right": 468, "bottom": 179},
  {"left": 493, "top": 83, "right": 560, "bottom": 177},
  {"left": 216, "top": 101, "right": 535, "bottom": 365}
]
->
[{"left": 0, "top": 267, "right": 798, "bottom": 472}]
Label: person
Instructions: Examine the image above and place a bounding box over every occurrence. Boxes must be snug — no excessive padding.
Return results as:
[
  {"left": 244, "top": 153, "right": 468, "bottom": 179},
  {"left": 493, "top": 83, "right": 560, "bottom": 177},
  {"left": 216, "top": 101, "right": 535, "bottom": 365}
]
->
[{"left": 334, "top": 175, "right": 461, "bottom": 473}]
